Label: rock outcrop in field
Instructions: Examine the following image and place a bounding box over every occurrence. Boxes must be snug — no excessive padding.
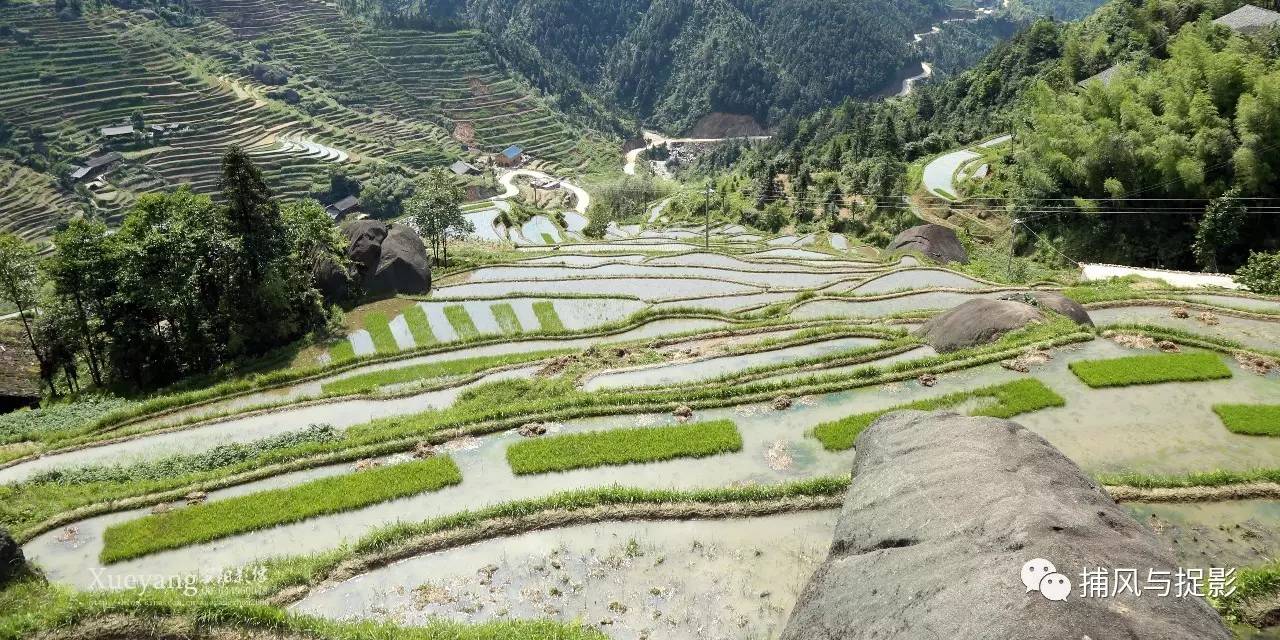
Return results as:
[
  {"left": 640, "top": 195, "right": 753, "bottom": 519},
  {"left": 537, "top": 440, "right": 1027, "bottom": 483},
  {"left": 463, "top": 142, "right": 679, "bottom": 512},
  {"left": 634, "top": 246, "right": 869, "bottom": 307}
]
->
[
  {"left": 0, "top": 526, "right": 25, "bottom": 585},
  {"left": 1001, "top": 291, "right": 1095, "bottom": 326},
  {"left": 315, "top": 220, "right": 432, "bottom": 298},
  {"left": 917, "top": 298, "right": 1045, "bottom": 352},
  {"left": 781, "top": 411, "right": 1232, "bottom": 640},
  {"left": 887, "top": 224, "right": 969, "bottom": 264}
]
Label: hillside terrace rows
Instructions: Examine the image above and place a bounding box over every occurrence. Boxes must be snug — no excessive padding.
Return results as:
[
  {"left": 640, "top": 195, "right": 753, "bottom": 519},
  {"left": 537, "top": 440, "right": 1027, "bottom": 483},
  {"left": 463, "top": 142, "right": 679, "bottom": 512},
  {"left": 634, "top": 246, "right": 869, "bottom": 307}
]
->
[
  {"left": 0, "top": 2, "right": 474, "bottom": 234},
  {"left": 185, "top": 0, "right": 586, "bottom": 170}
]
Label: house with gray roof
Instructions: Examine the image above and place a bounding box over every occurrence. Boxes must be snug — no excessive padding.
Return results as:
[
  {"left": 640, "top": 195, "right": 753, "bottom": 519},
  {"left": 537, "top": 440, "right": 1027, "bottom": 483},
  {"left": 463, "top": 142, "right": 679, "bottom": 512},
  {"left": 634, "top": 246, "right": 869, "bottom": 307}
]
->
[{"left": 1214, "top": 4, "right": 1280, "bottom": 34}]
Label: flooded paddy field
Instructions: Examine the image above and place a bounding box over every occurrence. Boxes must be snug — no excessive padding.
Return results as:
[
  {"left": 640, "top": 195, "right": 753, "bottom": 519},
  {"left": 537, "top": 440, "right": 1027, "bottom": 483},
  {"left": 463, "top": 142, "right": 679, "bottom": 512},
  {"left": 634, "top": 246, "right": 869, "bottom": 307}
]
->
[
  {"left": 292, "top": 511, "right": 839, "bottom": 640},
  {"left": 1090, "top": 305, "right": 1280, "bottom": 353},
  {"left": 27, "top": 336, "right": 1280, "bottom": 589}
]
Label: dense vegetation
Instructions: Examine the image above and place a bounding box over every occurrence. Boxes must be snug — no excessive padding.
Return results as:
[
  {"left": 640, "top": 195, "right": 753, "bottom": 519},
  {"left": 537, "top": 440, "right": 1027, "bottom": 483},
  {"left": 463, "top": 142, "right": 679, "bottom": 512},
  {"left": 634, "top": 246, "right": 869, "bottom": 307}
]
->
[
  {"left": 715, "top": 0, "right": 1280, "bottom": 273},
  {"left": 348, "top": 0, "right": 956, "bottom": 132},
  {"left": 0, "top": 149, "right": 344, "bottom": 391}
]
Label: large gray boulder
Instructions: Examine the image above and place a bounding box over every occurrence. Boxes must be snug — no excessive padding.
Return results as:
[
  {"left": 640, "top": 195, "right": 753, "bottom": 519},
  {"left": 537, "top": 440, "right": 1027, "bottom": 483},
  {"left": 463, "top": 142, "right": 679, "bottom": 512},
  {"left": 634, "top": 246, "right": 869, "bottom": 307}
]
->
[
  {"left": 888, "top": 224, "right": 968, "bottom": 265},
  {"left": 917, "top": 298, "right": 1044, "bottom": 352},
  {"left": 0, "top": 526, "right": 25, "bottom": 584},
  {"left": 328, "top": 220, "right": 431, "bottom": 297},
  {"left": 368, "top": 224, "right": 431, "bottom": 295},
  {"left": 781, "top": 411, "right": 1232, "bottom": 640},
  {"left": 1001, "top": 291, "right": 1094, "bottom": 326},
  {"left": 342, "top": 220, "right": 389, "bottom": 278}
]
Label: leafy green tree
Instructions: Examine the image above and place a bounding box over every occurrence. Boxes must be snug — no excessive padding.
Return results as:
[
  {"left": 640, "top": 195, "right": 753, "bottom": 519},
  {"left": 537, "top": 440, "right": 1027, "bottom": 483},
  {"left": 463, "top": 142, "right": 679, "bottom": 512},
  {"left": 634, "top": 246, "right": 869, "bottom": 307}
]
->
[
  {"left": 0, "top": 233, "right": 50, "bottom": 391},
  {"left": 406, "top": 167, "right": 471, "bottom": 267},
  {"left": 45, "top": 219, "right": 110, "bottom": 386},
  {"left": 1237, "top": 251, "right": 1280, "bottom": 295},
  {"left": 360, "top": 167, "right": 416, "bottom": 218},
  {"left": 1193, "top": 189, "right": 1246, "bottom": 273}
]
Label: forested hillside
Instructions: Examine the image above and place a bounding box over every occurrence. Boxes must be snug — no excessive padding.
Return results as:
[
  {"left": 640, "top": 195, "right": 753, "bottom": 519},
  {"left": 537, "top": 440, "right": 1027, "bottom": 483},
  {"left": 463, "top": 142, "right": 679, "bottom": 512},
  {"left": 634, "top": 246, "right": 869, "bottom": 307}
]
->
[
  {"left": 456, "top": 0, "right": 951, "bottom": 133},
  {"left": 722, "top": 0, "right": 1280, "bottom": 270}
]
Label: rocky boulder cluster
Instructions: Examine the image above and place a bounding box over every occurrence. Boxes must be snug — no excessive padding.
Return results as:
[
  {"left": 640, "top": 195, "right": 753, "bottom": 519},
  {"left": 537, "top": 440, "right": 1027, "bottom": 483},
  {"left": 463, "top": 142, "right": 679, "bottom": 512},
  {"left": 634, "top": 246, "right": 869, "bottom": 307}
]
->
[
  {"left": 781, "top": 411, "right": 1233, "bottom": 640},
  {"left": 314, "top": 220, "right": 432, "bottom": 300}
]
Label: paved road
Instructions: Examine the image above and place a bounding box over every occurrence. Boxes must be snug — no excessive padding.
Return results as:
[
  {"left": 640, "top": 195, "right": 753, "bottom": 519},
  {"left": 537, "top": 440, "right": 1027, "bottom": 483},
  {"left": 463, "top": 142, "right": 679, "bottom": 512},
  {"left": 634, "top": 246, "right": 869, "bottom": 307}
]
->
[
  {"left": 922, "top": 134, "right": 1012, "bottom": 200},
  {"left": 1081, "top": 264, "right": 1240, "bottom": 290},
  {"left": 624, "top": 130, "right": 771, "bottom": 175},
  {"left": 493, "top": 168, "right": 590, "bottom": 214}
]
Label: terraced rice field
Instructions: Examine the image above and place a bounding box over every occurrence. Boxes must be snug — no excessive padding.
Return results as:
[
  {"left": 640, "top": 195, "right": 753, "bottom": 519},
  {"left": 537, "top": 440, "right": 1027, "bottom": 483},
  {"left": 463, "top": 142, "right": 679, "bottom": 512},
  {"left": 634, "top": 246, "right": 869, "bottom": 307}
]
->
[
  {"left": 0, "top": 0, "right": 597, "bottom": 241},
  {"left": 8, "top": 212, "right": 1280, "bottom": 638}
]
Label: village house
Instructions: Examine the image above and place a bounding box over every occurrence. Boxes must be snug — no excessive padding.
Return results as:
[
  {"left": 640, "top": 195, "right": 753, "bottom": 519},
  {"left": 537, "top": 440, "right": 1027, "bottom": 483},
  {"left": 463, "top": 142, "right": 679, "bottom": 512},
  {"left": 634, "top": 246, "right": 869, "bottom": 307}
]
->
[
  {"left": 68, "top": 151, "right": 123, "bottom": 182},
  {"left": 449, "top": 160, "right": 480, "bottom": 176},
  {"left": 496, "top": 145, "right": 524, "bottom": 168},
  {"left": 325, "top": 195, "right": 360, "bottom": 222}
]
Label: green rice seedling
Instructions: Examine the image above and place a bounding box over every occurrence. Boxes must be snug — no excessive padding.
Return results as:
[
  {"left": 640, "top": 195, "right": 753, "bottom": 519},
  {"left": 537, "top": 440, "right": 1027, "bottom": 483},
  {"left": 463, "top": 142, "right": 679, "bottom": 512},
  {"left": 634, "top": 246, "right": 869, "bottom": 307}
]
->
[
  {"left": 321, "top": 349, "right": 572, "bottom": 395},
  {"left": 506, "top": 420, "right": 742, "bottom": 474},
  {"left": 811, "top": 379, "right": 1065, "bottom": 451},
  {"left": 491, "top": 303, "right": 523, "bottom": 334},
  {"left": 541, "top": 233, "right": 556, "bottom": 244},
  {"left": 99, "top": 456, "right": 463, "bottom": 563},
  {"left": 1068, "top": 352, "right": 1232, "bottom": 388},
  {"left": 443, "top": 305, "right": 480, "bottom": 339},
  {"left": 328, "top": 339, "right": 356, "bottom": 363},
  {"left": 403, "top": 304, "right": 438, "bottom": 346},
  {"left": 1212, "top": 404, "right": 1280, "bottom": 437},
  {"left": 364, "top": 312, "right": 399, "bottom": 353},
  {"left": 532, "top": 301, "right": 565, "bottom": 331}
]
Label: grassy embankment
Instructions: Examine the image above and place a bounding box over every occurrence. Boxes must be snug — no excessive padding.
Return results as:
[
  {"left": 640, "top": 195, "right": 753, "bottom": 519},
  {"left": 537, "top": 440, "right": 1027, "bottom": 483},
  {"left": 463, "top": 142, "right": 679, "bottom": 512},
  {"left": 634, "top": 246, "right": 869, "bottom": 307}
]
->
[
  {"left": 99, "top": 456, "right": 462, "bottom": 563},
  {"left": 811, "top": 379, "right": 1066, "bottom": 451},
  {"left": 1068, "top": 352, "right": 1232, "bottom": 388},
  {"left": 507, "top": 420, "right": 742, "bottom": 474},
  {"left": 1211, "top": 405, "right": 1280, "bottom": 437}
]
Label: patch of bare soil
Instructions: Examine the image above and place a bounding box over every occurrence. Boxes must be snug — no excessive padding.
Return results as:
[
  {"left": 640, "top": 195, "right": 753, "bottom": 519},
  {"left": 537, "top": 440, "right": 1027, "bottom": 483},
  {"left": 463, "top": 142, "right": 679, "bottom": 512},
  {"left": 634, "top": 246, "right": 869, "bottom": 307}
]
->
[
  {"left": 1109, "top": 332, "right": 1157, "bottom": 350},
  {"left": 1001, "top": 348, "right": 1054, "bottom": 373},
  {"left": 765, "top": 440, "right": 794, "bottom": 471},
  {"left": 683, "top": 113, "right": 767, "bottom": 138},
  {"left": 452, "top": 121, "right": 475, "bottom": 146},
  {"left": 1235, "top": 352, "right": 1277, "bottom": 375},
  {"left": 1107, "top": 482, "right": 1280, "bottom": 503}
]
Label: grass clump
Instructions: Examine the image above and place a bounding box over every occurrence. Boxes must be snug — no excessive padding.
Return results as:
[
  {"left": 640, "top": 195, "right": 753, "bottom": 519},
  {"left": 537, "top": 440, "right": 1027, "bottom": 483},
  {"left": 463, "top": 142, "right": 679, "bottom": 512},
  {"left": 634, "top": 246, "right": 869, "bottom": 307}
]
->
[
  {"left": 532, "top": 301, "right": 565, "bottom": 331},
  {"left": 443, "top": 305, "right": 479, "bottom": 339},
  {"left": 0, "top": 395, "right": 135, "bottom": 445},
  {"left": 1212, "top": 405, "right": 1280, "bottom": 437},
  {"left": 24, "top": 424, "right": 342, "bottom": 486},
  {"left": 812, "top": 379, "right": 1065, "bottom": 451},
  {"left": 1095, "top": 467, "right": 1280, "bottom": 489},
  {"left": 491, "top": 303, "right": 522, "bottom": 334},
  {"left": 403, "top": 304, "right": 438, "bottom": 346},
  {"left": 99, "top": 456, "right": 463, "bottom": 563},
  {"left": 1069, "top": 352, "right": 1232, "bottom": 388},
  {"left": 321, "top": 349, "right": 572, "bottom": 395},
  {"left": 506, "top": 420, "right": 742, "bottom": 475}
]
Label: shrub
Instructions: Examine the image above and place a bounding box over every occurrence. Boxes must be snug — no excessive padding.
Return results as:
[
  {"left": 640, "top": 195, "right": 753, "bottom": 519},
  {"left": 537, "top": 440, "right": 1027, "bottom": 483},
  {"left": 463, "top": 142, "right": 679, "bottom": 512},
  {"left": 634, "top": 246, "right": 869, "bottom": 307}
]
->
[{"left": 1237, "top": 250, "right": 1280, "bottom": 295}]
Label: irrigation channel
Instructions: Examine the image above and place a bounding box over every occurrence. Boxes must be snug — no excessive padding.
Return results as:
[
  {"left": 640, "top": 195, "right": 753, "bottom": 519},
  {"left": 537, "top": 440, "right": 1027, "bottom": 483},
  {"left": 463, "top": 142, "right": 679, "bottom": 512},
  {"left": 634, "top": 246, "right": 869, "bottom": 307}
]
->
[{"left": 10, "top": 214, "right": 1280, "bottom": 638}]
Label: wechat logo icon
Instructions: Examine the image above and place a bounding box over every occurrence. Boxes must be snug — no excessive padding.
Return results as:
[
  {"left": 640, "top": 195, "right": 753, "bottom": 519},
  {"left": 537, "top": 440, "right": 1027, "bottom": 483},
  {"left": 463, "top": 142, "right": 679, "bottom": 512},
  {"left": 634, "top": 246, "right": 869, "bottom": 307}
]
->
[{"left": 1021, "top": 558, "right": 1071, "bottom": 602}]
